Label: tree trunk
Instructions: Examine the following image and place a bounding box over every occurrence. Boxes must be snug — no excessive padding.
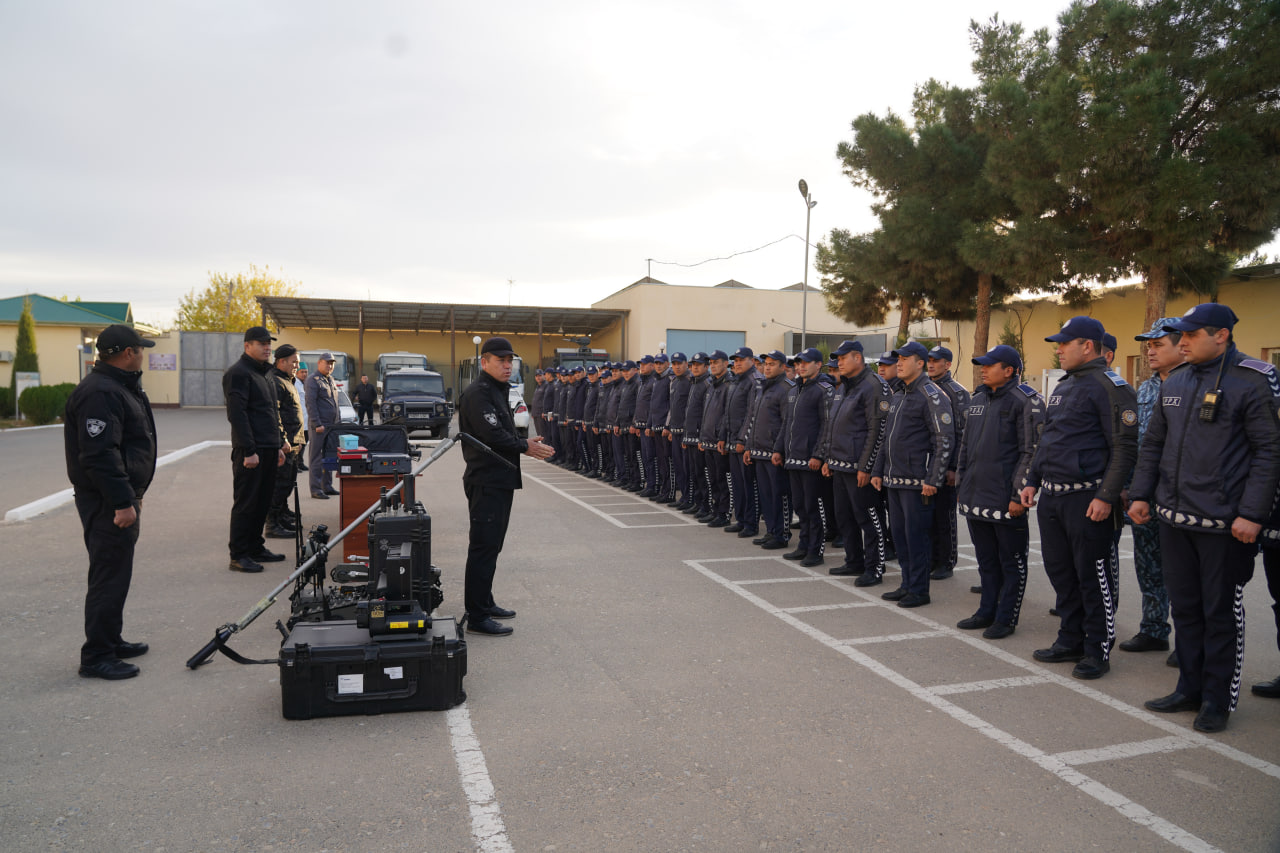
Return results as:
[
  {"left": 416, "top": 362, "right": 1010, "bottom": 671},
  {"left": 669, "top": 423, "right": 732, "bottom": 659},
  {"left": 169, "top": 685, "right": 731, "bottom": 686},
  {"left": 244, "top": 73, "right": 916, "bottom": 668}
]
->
[
  {"left": 1138, "top": 263, "right": 1170, "bottom": 383},
  {"left": 972, "top": 271, "right": 993, "bottom": 387},
  {"left": 897, "top": 299, "right": 912, "bottom": 346}
]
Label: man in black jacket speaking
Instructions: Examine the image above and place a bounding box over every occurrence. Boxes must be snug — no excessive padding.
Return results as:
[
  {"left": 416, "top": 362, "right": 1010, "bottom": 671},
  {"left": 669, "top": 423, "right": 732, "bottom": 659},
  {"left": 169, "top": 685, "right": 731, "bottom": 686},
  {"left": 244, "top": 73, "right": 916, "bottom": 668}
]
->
[
  {"left": 457, "top": 337, "right": 555, "bottom": 636},
  {"left": 65, "top": 324, "right": 158, "bottom": 680}
]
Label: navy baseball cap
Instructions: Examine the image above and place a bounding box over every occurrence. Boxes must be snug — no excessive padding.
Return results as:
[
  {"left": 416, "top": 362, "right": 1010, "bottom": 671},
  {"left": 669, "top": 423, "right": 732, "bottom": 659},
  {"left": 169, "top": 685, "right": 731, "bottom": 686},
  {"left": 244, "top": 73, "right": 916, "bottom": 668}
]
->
[
  {"left": 534, "top": 368, "right": 544, "bottom": 375},
  {"left": 621, "top": 360, "right": 637, "bottom": 370},
  {"left": 761, "top": 349, "right": 787, "bottom": 363},
  {"left": 586, "top": 366, "right": 598, "bottom": 375},
  {"left": 707, "top": 349, "right": 729, "bottom": 361},
  {"left": 669, "top": 352, "right": 687, "bottom": 363},
  {"left": 832, "top": 340, "right": 864, "bottom": 357},
  {"left": 825, "top": 358, "right": 837, "bottom": 369},
  {"left": 654, "top": 353, "right": 669, "bottom": 363},
  {"left": 892, "top": 341, "right": 929, "bottom": 360},
  {"left": 730, "top": 346, "right": 754, "bottom": 360},
  {"left": 573, "top": 365, "right": 585, "bottom": 373},
  {"left": 639, "top": 354, "right": 655, "bottom": 364},
  {"left": 1045, "top": 316, "right": 1105, "bottom": 343},
  {"left": 928, "top": 345, "right": 953, "bottom": 361},
  {"left": 601, "top": 369, "right": 612, "bottom": 378},
  {"left": 876, "top": 352, "right": 896, "bottom": 366},
  {"left": 1102, "top": 333, "right": 1118, "bottom": 352},
  {"left": 1135, "top": 317, "right": 1180, "bottom": 340},
  {"left": 690, "top": 352, "right": 709, "bottom": 364},
  {"left": 795, "top": 347, "right": 823, "bottom": 363},
  {"left": 1164, "top": 303, "right": 1239, "bottom": 332},
  {"left": 972, "top": 344, "right": 1022, "bottom": 371}
]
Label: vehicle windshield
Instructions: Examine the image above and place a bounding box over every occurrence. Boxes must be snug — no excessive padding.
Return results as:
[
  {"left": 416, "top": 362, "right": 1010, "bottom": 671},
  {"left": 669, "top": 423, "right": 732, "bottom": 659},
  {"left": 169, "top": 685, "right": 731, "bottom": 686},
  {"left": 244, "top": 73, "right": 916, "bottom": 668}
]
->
[
  {"left": 382, "top": 357, "right": 425, "bottom": 373},
  {"left": 384, "top": 375, "right": 445, "bottom": 397}
]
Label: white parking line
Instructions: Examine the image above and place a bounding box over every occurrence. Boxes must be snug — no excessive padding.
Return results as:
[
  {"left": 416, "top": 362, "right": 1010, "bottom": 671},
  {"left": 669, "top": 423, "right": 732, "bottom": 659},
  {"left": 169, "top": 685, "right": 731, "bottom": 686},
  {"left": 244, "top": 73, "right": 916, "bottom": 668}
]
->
[
  {"left": 527, "top": 471, "right": 694, "bottom": 528},
  {"left": 447, "top": 704, "right": 514, "bottom": 853},
  {"left": 929, "top": 675, "right": 1053, "bottom": 695},
  {"left": 842, "top": 630, "right": 949, "bottom": 645},
  {"left": 1053, "top": 736, "right": 1200, "bottom": 767}
]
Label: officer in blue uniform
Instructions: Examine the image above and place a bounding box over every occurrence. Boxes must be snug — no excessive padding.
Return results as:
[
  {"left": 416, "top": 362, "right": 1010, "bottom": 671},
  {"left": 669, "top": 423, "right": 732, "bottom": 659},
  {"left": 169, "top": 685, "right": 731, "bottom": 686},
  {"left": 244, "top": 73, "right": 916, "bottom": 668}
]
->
[
  {"left": 875, "top": 352, "right": 902, "bottom": 562},
  {"left": 681, "top": 354, "right": 711, "bottom": 514},
  {"left": 725, "top": 347, "right": 762, "bottom": 537},
  {"left": 1021, "top": 316, "right": 1138, "bottom": 680},
  {"left": 613, "top": 361, "right": 640, "bottom": 488},
  {"left": 1256, "top": 492, "right": 1280, "bottom": 699},
  {"left": 955, "top": 345, "right": 1044, "bottom": 638},
  {"left": 581, "top": 366, "right": 602, "bottom": 478},
  {"left": 633, "top": 355, "right": 658, "bottom": 495},
  {"left": 1129, "top": 304, "right": 1280, "bottom": 731},
  {"left": 775, "top": 347, "right": 834, "bottom": 567},
  {"left": 664, "top": 354, "right": 691, "bottom": 505},
  {"left": 743, "top": 350, "right": 791, "bottom": 549},
  {"left": 817, "top": 340, "right": 890, "bottom": 584},
  {"left": 872, "top": 341, "right": 954, "bottom": 607},
  {"left": 595, "top": 366, "right": 616, "bottom": 480},
  {"left": 699, "top": 350, "right": 733, "bottom": 526},
  {"left": 925, "top": 346, "right": 970, "bottom": 581},
  {"left": 648, "top": 355, "right": 673, "bottom": 501},
  {"left": 565, "top": 366, "right": 587, "bottom": 471}
]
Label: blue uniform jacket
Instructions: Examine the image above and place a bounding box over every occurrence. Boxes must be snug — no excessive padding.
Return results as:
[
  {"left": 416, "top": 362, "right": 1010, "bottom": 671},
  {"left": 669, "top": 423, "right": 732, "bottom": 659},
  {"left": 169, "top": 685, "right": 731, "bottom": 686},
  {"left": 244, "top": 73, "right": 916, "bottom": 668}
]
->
[
  {"left": 816, "top": 369, "right": 890, "bottom": 473},
  {"left": 775, "top": 374, "right": 834, "bottom": 470},
  {"left": 726, "top": 368, "right": 762, "bottom": 447},
  {"left": 649, "top": 370, "right": 672, "bottom": 430},
  {"left": 682, "top": 374, "right": 709, "bottom": 445},
  {"left": 956, "top": 380, "right": 1044, "bottom": 521},
  {"left": 633, "top": 371, "right": 655, "bottom": 428},
  {"left": 743, "top": 375, "right": 790, "bottom": 459},
  {"left": 932, "top": 370, "right": 971, "bottom": 473},
  {"left": 873, "top": 374, "right": 954, "bottom": 489},
  {"left": 667, "top": 373, "right": 691, "bottom": 433},
  {"left": 699, "top": 372, "right": 732, "bottom": 448}
]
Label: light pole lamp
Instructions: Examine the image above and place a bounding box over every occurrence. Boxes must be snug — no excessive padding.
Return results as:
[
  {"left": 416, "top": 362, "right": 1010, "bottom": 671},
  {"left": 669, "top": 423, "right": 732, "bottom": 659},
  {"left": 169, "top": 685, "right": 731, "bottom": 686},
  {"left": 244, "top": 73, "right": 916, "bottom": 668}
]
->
[
  {"left": 798, "top": 179, "right": 816, "bottom": 351},
  {"left": 472, "top": 335, "right": 482, "bottom": 363}
]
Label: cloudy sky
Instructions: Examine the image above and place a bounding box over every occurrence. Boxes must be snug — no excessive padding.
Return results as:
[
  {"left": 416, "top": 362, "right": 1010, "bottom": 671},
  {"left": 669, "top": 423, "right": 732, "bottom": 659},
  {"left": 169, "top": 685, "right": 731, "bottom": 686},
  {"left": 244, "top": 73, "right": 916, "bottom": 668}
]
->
[{"left": 2, "top": 0, "right": 1079, "bottom": 328}]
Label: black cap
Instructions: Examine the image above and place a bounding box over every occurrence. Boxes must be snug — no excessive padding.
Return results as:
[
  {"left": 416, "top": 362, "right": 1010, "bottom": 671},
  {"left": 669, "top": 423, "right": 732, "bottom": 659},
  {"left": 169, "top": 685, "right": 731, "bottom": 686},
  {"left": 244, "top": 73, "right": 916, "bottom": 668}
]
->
[
  {"left": 96, "top": 324, "right": 156, "bottom": 355},
  {"left": 481, "top": 336, "right": 516, "bottom": 357},
  {"left": 244, "top": 326, "right": 276, "bottom": 343},
  {"left": 273, "top": 343, "right": 298, "bottom": 361}
]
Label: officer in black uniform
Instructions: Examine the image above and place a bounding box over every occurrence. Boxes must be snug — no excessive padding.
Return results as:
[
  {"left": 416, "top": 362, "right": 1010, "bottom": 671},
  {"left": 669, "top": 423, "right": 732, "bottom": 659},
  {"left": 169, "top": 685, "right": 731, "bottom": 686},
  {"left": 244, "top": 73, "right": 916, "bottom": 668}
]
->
[
  {"left": 775, "top": 347, "right": 834, "bottom": 567},
  {"left": 633, "top": 355, "right": 658, "bottom": 494},
  {"left": 744, "top": 350, "right": 792, "bottom": 549},
  {"left": 817, "top": 340, "right": 890, "bottom": 584},
  {"left": 647, "top": 354, "right": 672, "bottom": 500},
  {"left": 581, "top": 366, "right": 602, "bottom": 477},
  {"left": 224, "top": 326, "right": 290, "bottom": 573},
  {"left": 699, "top": 350, "right": 733, "bottom": 526},
  {"left": 665, "top": 354, "right": 692, "bottom": 505},
  {"left": 1130, "top": 304, "right": 1280, "bottom": 731},
  {"left": 65, "top": 324, "right": 157, "bottom": 680},
  {"left": 595, "top": 366, "right": 616, "bottom": 480},
  {"left": 615, "top": 361, "right": 641, "bottom": 489},
  {"left": 955, "top": 345, "right": 1044, "bottom": 638},
  {"left": 457, "top": 337, "right": 556, "bottom": 637},
  {"left": 725, "top": 347, "right": 762, "bottom": 536},
  {"left": 266, "top": 344, "right": 306, "bottom": 538},
  {"left": 681, "top": 354, "right": 711, "bottom": 514},
  {"left": 1020, "top": 316, "right": 1138, "bottom": 680},
  {"left": 925, "top": 346, "right": 970, "bottom": 580}
]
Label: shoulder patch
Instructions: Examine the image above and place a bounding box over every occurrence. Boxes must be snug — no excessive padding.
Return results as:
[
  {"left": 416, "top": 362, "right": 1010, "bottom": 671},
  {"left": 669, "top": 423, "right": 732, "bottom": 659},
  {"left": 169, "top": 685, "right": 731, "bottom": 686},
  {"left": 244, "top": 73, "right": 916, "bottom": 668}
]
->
[
  {"left": 85, "top": 418, "right": 106, "bottom": 438},
  {"left": 1104, "top": 369, "right": 1128, "bottom": 387},
  {"left": 484, "top": 411, "right": 499, "bottom": 426},
  {"left": 1121, "top": 409, "right": 1138, "bottom": 427},
  {"left": 1016, "top": 383, "right": 1038, "bottom": 398},
  {"left": 1240, "top": 358, "right": 1275, "bottom": 375},
  {"left": 923, "top": 382, "right": 941, "bottom": 397}
]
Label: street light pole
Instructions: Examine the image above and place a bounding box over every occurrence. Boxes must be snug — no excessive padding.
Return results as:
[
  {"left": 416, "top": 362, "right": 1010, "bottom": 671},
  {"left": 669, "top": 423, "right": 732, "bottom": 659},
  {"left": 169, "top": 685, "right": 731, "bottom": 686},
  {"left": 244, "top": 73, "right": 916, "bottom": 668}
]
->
[{"left": 797, "top": 179, "right": 817, "bottom": 351}]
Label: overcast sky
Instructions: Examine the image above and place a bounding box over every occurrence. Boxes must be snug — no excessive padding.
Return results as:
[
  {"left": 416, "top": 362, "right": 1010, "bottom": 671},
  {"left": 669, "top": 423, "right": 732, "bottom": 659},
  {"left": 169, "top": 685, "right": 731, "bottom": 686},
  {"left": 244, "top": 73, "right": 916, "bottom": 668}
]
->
[{"left": 3, "top": 0, "right": 1086, "bottom": 328}]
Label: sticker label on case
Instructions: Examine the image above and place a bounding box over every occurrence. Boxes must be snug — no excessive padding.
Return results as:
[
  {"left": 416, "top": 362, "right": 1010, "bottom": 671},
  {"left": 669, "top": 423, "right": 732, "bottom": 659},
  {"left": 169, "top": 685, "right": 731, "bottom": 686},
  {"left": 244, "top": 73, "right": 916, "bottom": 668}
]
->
[{"left": 337, "top": 673, "right": 364, "bottom": 694}]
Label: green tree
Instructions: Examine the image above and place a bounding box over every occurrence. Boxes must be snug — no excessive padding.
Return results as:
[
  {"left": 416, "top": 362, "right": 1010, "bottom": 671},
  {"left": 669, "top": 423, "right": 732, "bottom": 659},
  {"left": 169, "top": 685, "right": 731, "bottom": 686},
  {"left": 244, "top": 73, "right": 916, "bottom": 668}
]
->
[
  {"left": 10, "top": 297, "right": 38, "bottom": 412},
  {"left": 175, "top": 264, "right": 304, "bottom": 332}
]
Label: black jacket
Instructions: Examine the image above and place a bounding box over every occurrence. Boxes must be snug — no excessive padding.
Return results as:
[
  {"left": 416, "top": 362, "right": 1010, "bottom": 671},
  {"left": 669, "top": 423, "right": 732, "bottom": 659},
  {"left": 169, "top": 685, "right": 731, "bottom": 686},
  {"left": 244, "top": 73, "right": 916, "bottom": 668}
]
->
[
  {"left": 1131, "top": 345, "right": 1280, "bottom": 530},
  {"left": 932, "top": 371, "right": 971, "bottom": 474},
  {"left": 682, "top": 374, "right": 709, "bottom": 444},
  {"left": 64, "top": 363, "right": 157, "bottom": 509},
  {"left": 726, "top": 369, "right": 761, "bottom": 446},
  {"left": 775, "top": 374, "right": 834, "bottom": 469},
  {"left": 956, "top": 380, "right": 1044, "bottom": 521},
  {"left": 224, "top": 353, "right": 285, "bottom": 454},
  {"left": 458, "top": 371, "right": 528, "bottom": 489},
  {"left": 616, "top": 375, "right": 639, "bottom": 427},
  {"left": 272, "top": 365, "right": 306, "bottom": 447},
  {"left": 744, "top": 374, "right": 790, "bottom": 459},
  {"left": 633, "top": 371, "right": 656, "bottom": 428},
  {"left": 353, "top": 380, "right": 378, "bottom": 408},
  {"left": 816, "top": 369, "right": 890, "bottom": 473},
  {"left": 1026, "top": 358, "right": 1138, "bottom": 503},
  {"left": 873, "top": 374, "right": 954, "bottom": 489},
  {"left": 649, "top": 369, "right": 672, "bottom": 429},
  {"left": 699, "top": 371, "right": 731, "bottom": 448},
  {"left": 667, "top": 373, "right": 691, "bottom": 432}
]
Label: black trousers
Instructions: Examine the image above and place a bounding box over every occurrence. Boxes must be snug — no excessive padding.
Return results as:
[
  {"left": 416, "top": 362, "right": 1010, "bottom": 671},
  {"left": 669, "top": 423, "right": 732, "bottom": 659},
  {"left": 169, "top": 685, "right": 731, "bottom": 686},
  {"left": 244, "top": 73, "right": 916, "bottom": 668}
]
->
[
  {"left": 1264, "top": 544, "right": 1280, "bottom": 654},
  {"left": 670, "top": 436, "right": 688, "bottom": 500},
  {"left": 583, "top": 428, "right": 599, "bottom": 474},
  {"left": 1036, "top": 490, "right": 1116, "bottom": 661},
  {"left": 685, "top": 441, "right": 707, "bottom": 509},
  {"left": 77, "top": 492, "right": 141, "bottom": 665},
  {"left": 1161, "top": 524, "right": 1256, "bottom": 711},
  {"left": 755, "top": 459, "right": 787, "bottom": 540},
  {"left": 639, "top": 433, "right": 657, "bottom": 490},
  {"left": 729, "top": 450, "right": 758, "bottom": 530},
  {"left": 886, "top": 488, "right": 935, "bottom": 596},
  {"left": 968, "top": 515, "right": 1029, "bottom": 626},
  {"left": 356, "top": 403, "right": 375, "bottom": 426},
  {"left": 705, "top": 447, "right": 730, "bottom": 517},
  {"left": 230, "top": 447, "right": 279, "bottom": 559},
  {"left": 271, "top": 446, "right": 302, "bottom": 515},
  {"left": 464, "top": 482, "right": 514, "bottom": 618},
  {"left": 831, "top": 472, "right": 885, "bottom": 576},
  {"left": 788, "top": 468, "right": 826, "bottom": 555},
  {"left": 929, "top": 482, "right": 959, "bottom": 572}
]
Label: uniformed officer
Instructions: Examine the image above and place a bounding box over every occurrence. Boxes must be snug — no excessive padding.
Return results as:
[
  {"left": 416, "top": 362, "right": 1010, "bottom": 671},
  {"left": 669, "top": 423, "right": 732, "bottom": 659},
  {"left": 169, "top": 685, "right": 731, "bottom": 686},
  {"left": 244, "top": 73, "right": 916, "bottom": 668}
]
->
[
  {"left": 529, "top": 369, "right": 547, "bottom": 441},
  {"left": 1020, "top": 316, "right": 1138, "bottom": 680},
  {"left": 647, "top": 354, "right": 673, "bottom": 501},
  {"left": 681, "top": 354, "right": 711, "bottom": 514},
  {"left": 566, "top": 366, "right": 587, "bottom": 471},
  {"left": 743, "top": 350, "right": 792, "bottom": 549},
  {"left": 955, "top": 345, "right": 1043, "bottom": 637},
  {"left": 817, "top": 340, "right": 890, "bottom": 584},
  {"left": 604, "top": 363, "right": 626, "bottom": 484},
  {"left": 65, "top": 324, "right": 157, "bottom": 680},
  {"left": 581, "top": 366, "right": 602, "bottom": 478},
  {"left": 1256, "top": 494, "right": 1280, "bottom": 699},
  {"left": 875, "top": 352, "right": 902, "bottom": 561},
  {"left": 633, "top": 355, "right": 658, "bottom": 495},
  {"left": 597, "top": 366, "right": 617, "bottom": 480},
  {"left": 775, "top": 347, "right": 834, "bottom": 567},
  {"left": 304, "top": 350, "right": 340, "bottom": 499},
  {"left": 266, "top": 344, "right": 306, "bottom": 539},
  {"left": 665, "top": 354, "right": 692, "bottom": 506},
  {"left": 614, "top": 361, "right": 641, "bottom": 489},
  {"left": 925, "top": 345, "right": 970, "bottom": 581},
  {"left": 725, "top": 347, "right": 762, "bottom": 537},
  {"left": 1118, "top": 318, "right": 1185, "bottom": 655},
  {"left": 225, "top": 327, "right": 291, "bottom": 573},
  {"left": 1130, "top": 304, "right": 1280, "bottom": 731},
  {"left": 697, "top": 350, "right": 733, "bottom": 526},
  {"left": 457, "top": 337, "right": 556, "bottom": 637},
  {"left": 872, "top": 341, "right": 954, "bottom": 607}
]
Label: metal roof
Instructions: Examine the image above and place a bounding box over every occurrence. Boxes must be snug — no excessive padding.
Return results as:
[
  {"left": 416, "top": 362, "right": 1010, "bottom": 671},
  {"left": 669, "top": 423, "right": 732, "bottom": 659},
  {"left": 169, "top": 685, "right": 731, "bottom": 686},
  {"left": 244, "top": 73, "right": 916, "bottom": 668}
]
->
[
  {"left": 257, "top": 296, "right": 626, "bottom": 337},
  {"left": 0, "top": 293, "right": 134, "bottom": 326}
]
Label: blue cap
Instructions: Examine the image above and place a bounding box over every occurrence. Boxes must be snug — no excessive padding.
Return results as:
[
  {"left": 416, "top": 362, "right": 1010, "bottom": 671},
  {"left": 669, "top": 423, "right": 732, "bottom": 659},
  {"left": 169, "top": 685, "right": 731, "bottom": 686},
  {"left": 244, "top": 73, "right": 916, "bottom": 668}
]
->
[
  {"left": 1135, "top": 317, "right": 1180, "bottom": 340},
  {"left": 707, "top": 349, "right": 729, "bottom": 361},
  {"left": 601, "top": 369, "right": 612, "bottom": 378},
  {"left": 535, "top": 368, "right": 544, "bottom": 375},
  {"left": 927, "top": 345, "right": 953, "bottom": 361},
  {"left": 892, "top": 341, "right": 929, "bottom": 360},
  {"left": 669, "top": 351, "right": 687, "bottom": 363},
  {"left": 621, "top": 360, "right": 637, "bottom": 370},
  {"left": 730, "top": 346, "right": 754, "bottom": 360},
  {"left": 573, "top": 365, "right": 585, "bottom": 373},
  {"left": 639, "top": 354, "right": 655, "bottom": 364},
  {"left": 761, "top": 349, "right": 787, "bottom": 363},
  {"left": 972, "top": 344, "right": 1022, "bottom": 371},
  {"left": 1102, "top": 333, "right": 1118, "bottom": 352},
  {"left": 1046, "top": 316, "right": 1105, "bottom": 343},
  {"left": 825, "top": 358, "right": 837, "bottom": 368},
  {"left": 832, "top": 340, "right": 864, "bottom": 357},
  {"left": 1164, "top": 303, "right": 1239, "bottom": 332},
  {"left": 876, "top": 352, "right": 896, "bottom": 366},
  {"left": 654, "top": 353, "right": 669, "bottom": 363},
  {"left": 691, "top": 352, "right": 709, "bottom": 364},
  {"left": 586, "top": 366, "right": 598, "bottom": 375},
  {"left": 795, "top": 347, "right": 823, "bottom": 363}
]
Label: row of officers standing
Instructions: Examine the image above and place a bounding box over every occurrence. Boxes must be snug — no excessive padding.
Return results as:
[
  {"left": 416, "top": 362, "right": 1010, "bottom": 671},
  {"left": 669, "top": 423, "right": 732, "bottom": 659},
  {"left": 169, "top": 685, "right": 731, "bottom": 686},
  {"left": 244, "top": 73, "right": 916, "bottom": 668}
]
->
[{"left": 528, "top": 304, "right": 1280, "bottom": 733}]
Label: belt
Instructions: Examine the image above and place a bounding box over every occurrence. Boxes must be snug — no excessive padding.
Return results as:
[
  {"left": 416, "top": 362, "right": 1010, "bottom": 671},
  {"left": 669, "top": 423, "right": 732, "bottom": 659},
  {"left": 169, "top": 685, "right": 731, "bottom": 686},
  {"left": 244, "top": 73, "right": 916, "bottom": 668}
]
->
[
  {"left": 1155, "top": 505, "right": 1227, "bottom": 530},
  {"left": 1041, "top": 479, "right": 1101, "bottom": 494}
]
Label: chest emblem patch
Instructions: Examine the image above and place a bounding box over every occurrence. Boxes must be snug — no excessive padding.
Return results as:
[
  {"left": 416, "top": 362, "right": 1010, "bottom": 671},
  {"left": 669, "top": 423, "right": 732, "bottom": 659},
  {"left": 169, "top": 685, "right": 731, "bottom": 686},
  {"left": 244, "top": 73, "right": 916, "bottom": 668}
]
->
[
  {"left": 1121, "top": 409, "right": 1137, "bottom": 426},
  {"left": 484, "top": 412, "right": 499, "bottom": 426},
  {"left": 86, "top": 418, "right": 106, "bottom": 437}
]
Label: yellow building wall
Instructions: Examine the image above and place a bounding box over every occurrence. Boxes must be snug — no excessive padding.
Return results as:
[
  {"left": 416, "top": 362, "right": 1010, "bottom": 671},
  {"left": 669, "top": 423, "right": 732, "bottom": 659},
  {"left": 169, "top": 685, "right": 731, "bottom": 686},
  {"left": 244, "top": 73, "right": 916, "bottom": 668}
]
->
[
  {"left": 0, "top": 325, "right": 91, "bottom": 388},
  {"left": 141, "top": 332, "right": 182, "bottom": 406}
]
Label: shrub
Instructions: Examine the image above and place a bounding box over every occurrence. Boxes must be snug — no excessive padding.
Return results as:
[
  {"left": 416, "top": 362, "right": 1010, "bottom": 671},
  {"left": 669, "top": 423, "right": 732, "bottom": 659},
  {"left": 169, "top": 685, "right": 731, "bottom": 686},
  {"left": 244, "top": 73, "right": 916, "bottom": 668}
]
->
[
  {"left": 0, "top": 386, "right": 12, "bottom": 418},
  {"left": 19, "top": 385, "right": 71, "bottom": 425}
]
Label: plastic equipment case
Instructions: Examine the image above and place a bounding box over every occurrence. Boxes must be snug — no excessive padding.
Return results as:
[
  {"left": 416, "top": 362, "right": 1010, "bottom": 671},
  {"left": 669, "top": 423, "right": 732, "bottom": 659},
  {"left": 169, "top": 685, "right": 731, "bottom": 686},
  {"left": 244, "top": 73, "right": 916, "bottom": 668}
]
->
[{"left": 279, "top": 619, "right": 467, "bottom": 719}]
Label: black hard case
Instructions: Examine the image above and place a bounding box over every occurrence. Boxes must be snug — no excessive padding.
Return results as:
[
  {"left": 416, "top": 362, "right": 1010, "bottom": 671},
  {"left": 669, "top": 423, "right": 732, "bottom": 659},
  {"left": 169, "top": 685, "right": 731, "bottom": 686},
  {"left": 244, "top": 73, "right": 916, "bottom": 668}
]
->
[{"left": 278, "top": 618, "right": 466, "bottom": 719}]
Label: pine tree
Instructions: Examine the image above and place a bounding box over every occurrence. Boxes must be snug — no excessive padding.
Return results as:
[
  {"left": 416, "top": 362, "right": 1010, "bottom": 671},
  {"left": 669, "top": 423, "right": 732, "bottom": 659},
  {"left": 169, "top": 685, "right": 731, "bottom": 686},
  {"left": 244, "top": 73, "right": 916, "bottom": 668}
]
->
[{"left": 10, "top": 297, "right": 38, "bottom": 413}]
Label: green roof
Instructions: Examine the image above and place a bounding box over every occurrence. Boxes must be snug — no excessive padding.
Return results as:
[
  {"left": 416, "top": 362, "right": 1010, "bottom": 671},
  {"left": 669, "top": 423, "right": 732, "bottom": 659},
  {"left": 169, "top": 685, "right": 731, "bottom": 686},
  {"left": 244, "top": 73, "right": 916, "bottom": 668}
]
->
[{"left": 0, "top": 293, "right": 133, "bottom": 326}]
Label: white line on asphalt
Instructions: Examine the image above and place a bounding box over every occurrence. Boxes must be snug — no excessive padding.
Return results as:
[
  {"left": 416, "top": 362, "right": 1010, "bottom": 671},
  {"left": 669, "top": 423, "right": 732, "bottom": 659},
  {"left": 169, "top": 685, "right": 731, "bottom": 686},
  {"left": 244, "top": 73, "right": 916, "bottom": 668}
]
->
[
  {"left": 447, "top": 704, "right": 515, "bottom": 853},
  {"left": 842, "top": 630, "right": 949, "bottom": 645},
  {"left": 526, "top": 471, "right": 695, "bottom": 528},
  {"left": 1053, "top": 736, "right": 1200, "bottom": 767},
  {"left": 782, "top": 602, "right": 882, "bottom": 613},
  {"left": 687, "top": 558, "right": 1224, "bottom": 853},
  {"left": 736, "top": 576, "right": 830, "bottom": 585},
  {"left": 928, "top": 675, "right": 1054, "bottom": 695}
]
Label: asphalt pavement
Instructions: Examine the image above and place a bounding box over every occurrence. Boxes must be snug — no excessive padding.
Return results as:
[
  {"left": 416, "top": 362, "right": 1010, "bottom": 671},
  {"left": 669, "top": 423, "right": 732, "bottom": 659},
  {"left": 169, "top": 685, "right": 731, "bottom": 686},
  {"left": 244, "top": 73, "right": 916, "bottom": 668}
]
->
[{"left": 1, "top": 409, "right": 1278, "bottom": 852}]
